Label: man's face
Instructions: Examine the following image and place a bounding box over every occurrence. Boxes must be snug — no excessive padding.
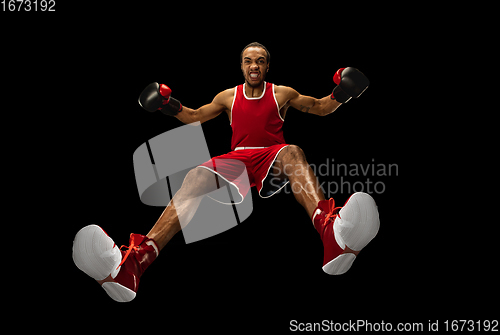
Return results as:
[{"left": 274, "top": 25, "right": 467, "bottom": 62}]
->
[{"left": 241, "top": 47, "right": 269, "bottom": 88}]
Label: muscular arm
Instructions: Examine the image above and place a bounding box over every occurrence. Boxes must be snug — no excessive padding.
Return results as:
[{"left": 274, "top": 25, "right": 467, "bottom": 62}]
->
[
  {"left": 286, "top": 87, "right": 342, "bottom": 117},
  {"left": 174, "top": 89, "right": 232, "bottom": 124}
]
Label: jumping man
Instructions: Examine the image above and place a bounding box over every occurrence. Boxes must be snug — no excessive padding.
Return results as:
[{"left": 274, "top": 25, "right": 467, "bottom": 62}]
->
[{"left": 73, "top": 42, "right": 380, "bottom": 302}]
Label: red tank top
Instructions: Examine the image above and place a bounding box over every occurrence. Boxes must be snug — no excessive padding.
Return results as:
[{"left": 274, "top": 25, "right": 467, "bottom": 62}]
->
[{"left": 230, "top": 82, "right": 286, "bottom": 151}]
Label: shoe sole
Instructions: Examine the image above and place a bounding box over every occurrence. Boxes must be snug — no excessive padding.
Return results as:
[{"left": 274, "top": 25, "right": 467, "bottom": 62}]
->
[
  {"left": 323, "top": 253, "right": 356, "bottom": 275},
  {"left": 323, "top": 192, "right": 380, "bottom": 275},
  {"left": 72, "top": 224, "right": 136, "bottom": 302}
]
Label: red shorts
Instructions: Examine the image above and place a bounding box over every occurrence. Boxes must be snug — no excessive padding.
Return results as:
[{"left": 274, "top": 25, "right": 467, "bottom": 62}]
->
[{"left": 198, "top": 144, "right": 289, "bottom": 204}]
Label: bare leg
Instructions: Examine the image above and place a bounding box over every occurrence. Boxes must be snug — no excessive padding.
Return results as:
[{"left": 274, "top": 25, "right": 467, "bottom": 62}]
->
[
  {"left": 274, "top": 145, "right": 363, "bottom": 262},
  {"left": 146, "top": 167, "right": 220, "bottom": 250},
  {"left": 273, "top": 145, "right": 325, "bottom": 218}
]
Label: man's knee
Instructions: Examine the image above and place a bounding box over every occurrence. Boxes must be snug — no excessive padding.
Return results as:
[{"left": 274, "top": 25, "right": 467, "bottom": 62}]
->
[
  {"left": 275, "top": 145, "right": 308, "bottom": 177},
  {"left": 284, "top": 145, "right": 307, "bottom": 163},
  {"left": 287, "top": 144, "right": 306, "bottom": 158},
  {"left": 185, "top": 167, "right": 216, "bottom": 185},
  {"left": 181, "top": 167, "right": 219, "bottom": 196}
]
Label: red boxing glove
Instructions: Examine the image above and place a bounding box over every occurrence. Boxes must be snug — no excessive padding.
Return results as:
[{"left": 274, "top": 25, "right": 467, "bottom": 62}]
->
[
  {"left": 138, "top": 82, "right": 182, "bottom": 116},
  {"left": 158, "top": 84, "right": 182, "bottom": 115},
  {"left": 333, "top": 67, "right": 346, "bottom": 85},
  {"left": 159, "top": 84, "right": 172, "bottom": 103},
  {"left": 330, "top": 67, "right": 369, "bottom": 103}
]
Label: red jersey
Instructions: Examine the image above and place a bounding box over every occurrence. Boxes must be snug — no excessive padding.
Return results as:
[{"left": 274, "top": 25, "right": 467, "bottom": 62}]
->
[{"left": 230, "top": 82, "right": 286, "bottom": 151}]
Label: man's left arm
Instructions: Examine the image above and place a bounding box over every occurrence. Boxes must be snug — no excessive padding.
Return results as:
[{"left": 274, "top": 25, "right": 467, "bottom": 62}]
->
[
  {"left": 288, "top": 91, "right": 341, "bottom": 116},
  {"left": 288, "top": 67, "right": 370, "bottom": 116}
]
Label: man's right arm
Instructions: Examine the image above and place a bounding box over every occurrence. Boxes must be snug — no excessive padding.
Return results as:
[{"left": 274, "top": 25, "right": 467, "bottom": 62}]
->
[
  {"left": 138, "top": 82, "right": 232, "bottom": 125},
  {"left": 175, "top": 89, "right": 231, "bottom": 124}
]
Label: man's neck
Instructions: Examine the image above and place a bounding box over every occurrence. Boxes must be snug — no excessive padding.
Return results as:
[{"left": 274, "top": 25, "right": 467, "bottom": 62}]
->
[{"left": 244, "top": 81, "right": 265, "bottom": 97}]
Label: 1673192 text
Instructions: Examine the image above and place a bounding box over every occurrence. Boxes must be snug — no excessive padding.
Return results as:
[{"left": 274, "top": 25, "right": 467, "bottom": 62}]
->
[{"left": 1, "top": 0, "right": 55, "bottom": 11}]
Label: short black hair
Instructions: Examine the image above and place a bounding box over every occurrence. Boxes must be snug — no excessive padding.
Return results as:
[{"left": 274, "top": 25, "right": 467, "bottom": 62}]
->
[{"left": 240, "top": 42, "right": 271, "bottom": 64}]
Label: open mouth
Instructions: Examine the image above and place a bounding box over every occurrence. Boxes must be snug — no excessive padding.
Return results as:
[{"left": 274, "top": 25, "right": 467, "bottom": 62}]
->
[{"left": 249, "top": 72, "right": 260, "bottom": 80}]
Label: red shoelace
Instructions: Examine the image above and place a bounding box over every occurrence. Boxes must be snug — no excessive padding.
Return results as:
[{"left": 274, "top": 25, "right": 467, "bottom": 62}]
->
[
  {"left": 116, "top": 240, "right": 138, "bottom": 270},
  {"left": 321, "top": 198, "right": 342, "bottom": 233}
]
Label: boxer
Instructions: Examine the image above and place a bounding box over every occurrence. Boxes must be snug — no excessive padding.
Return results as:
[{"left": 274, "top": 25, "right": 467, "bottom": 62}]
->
[{"left": 73, "top": 42, "right": 379, "bottom": 302}]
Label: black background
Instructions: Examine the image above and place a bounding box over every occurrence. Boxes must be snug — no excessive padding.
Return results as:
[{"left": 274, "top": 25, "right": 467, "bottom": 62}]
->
[{"left": 4, "top": 3, "right": 496, "bottom": 332}]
